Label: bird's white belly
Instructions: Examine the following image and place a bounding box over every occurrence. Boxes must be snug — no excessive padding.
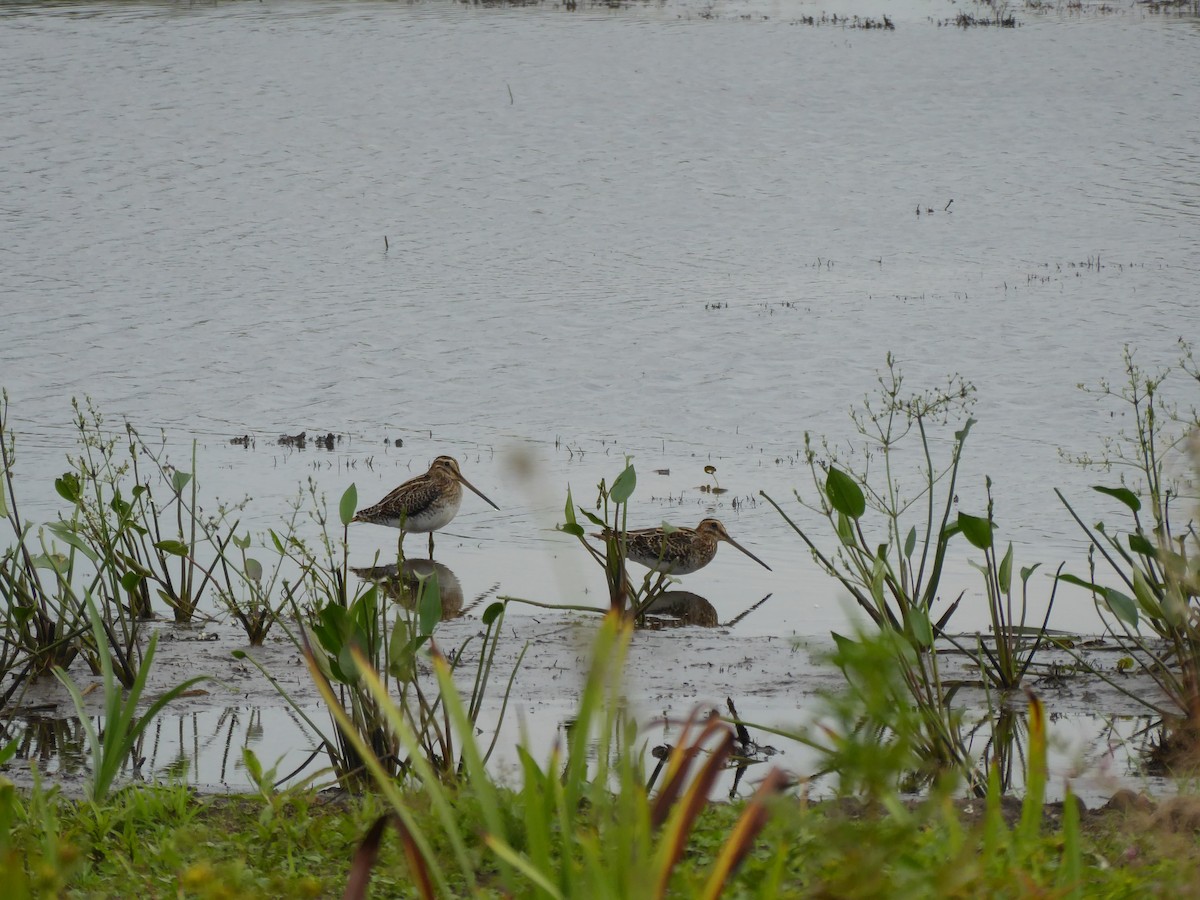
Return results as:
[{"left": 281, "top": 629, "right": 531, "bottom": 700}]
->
[{"left": 405, "top": 495, "right": 461, "bottom": 533}]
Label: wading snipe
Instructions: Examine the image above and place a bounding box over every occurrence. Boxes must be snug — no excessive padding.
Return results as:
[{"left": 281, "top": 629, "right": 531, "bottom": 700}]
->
[
  {"left": 353, "top": 456, "right": 498, "bottom": 557},
  {"left": 596, "top": 518, "right": 771, "bottom": 575}
]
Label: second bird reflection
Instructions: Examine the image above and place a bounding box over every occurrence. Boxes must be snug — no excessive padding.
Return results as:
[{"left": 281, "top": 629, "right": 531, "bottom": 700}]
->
[{"left": 351, "top": 559, "right": 465, "bottom": 621}]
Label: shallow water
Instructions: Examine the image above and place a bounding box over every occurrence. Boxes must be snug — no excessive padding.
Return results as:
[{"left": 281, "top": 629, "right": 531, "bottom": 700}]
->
[
  {"left": 3, "top": 0, "right": 1199, "bottom": 636},
  {"left": 2, "top": 0, "right": 1199, "bottom": 797}
]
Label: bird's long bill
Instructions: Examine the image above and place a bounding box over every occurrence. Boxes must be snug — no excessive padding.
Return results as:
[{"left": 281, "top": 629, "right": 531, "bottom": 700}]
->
[
  {"left": 456, "top": 473, "right": 500, "bottom": 511},
  {"left": 723, "top": 535, "right": 772, "bottom": 572}
]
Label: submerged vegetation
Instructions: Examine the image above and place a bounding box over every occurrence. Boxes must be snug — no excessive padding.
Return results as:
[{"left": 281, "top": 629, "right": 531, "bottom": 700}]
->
[{"left": 0, "top": 342, "right": 1198, "bottom": 894}]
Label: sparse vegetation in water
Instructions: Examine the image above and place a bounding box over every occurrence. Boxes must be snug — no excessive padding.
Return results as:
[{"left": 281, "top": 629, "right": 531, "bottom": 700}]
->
[
  {"left": 1056, "top": 342, "right": 1200, "bottom": 768},
  {"left": 1, "top": 340, "right": 1199, "bottom": 892}
]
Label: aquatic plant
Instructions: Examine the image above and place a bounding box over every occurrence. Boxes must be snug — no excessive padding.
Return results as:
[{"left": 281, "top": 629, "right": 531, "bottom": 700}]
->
[
  {"left": 955, "top": 480, "right": 1061, "bottom": 691},
  {"left": 325, "top": 611, "right": 789, "bottom": 900},
  {"left": 239, "top": 482, "right": 522, "bottom": 791},
  {"left": 761, "top": 356, "right": 980, "bottom": 782},
  {"left": 559, "top": 459, "right": 684, "bottom": 621},
  {"left": 1057, "top": 344, "right": 1200, "bottom": 754},
  {"left": 51, "top": 595, "right": 211, "bottom": 803}
]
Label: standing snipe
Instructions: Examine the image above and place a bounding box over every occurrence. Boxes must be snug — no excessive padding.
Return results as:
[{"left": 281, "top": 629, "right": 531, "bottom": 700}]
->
[
  {"left": 596, "top": 518, "right": 771, "bottom": 575},
  {"left": 353, "top": 456, "right": 498, "bottom": 557}
]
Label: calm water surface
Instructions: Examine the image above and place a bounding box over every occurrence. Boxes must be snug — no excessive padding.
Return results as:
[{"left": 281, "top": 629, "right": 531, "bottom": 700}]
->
[{"left": 2, "top": 0, "right": 1198, "bottom": 638}]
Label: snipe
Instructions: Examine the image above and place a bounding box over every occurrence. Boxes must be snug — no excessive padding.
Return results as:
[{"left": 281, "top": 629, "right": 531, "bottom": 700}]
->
[
  {"left": 353, "top": 456, "right": 498, "bottom": 557},
  {"left": 596, "top": 518, "right": 771, "bottom": 575}
]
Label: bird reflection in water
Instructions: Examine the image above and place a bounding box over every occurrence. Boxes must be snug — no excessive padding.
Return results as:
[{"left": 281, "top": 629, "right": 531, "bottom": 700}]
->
[{"left": 350, "top": 558, "right": 465, "bottom": 620}]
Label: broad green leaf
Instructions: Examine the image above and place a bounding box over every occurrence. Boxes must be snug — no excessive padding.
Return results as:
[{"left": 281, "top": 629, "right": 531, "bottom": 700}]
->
[
  {"left": 482, "top": 601, "right": 504, "bottom": 626},
  {"left": 958, "top": 513, "right": 993, "bottom": 550},
  {"left": 1128, "top": 533, "right": 1156, "bottom": 557},
  {"left": 54, "top": 472, "right": 81, "bottom": 504},
  {"left": 825, "top": 467, "right": 865, "bottom": 520},
  {"left": 154, "top": 539, "right": 189, "bottom": 557},
  {"left": 1092, "top": 485, "right": 1140, "bottom": 513},
  {"left": 1019, "top": 563, "right": 1042, "bottom": 586},
  {"left": 998, "top": 542, "right": 1013, "bottom": 593},
  {"left": 903, "top": 526, "right": 917, "bottom": 560},
  {"left": 31, "top": 553, "right": 69, "bottom": 572},
  {"left": 233, "top": 532, "right": 251, "bottom": 551},
  {"left": 559, "top": 523, "right": 585, "bottom": 538},
  {"left": 171, "top": 470, "right": 193, "bottom": 495},
  {"left": 336, "top": 644, "right": 359, "bottom": 683},
  {"left": 1104, "top": 588, "right": 1138, "bottom": 629},
  {"left": 339, "top": 483, "right": 358, "bottom": 527},
  {"left": 245, "top": 558, "right": 263, "bottom": 583},
  {"left": 119, "top": 571, "right": 143, "bottom": 593},
  {"left": 610, "top": 464, "right": 636, "bottom": 504},
  {"left": 907, "top": 606, "right": 933, "bottom": 649},
  {"left": 1131, "top": 568, "right": 1164, "bottom": 621}
]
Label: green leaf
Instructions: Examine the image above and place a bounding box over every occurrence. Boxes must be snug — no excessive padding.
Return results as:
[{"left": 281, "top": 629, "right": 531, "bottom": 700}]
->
[
  {"left": 835, "top": 511, "right": 855, "bottom": 547},
  {"left": 46, "top": 521, "right": 100, "bottom": 564},
  {"left": 1128, "top": 533, "right": 1156, "bottom": 557},
  {"left": 388, "top": 618, "right": 415, "bottom": 682},
  {"left": 998, "top": 542, "right": 1013, "bottom": 594},
  {"left": 54, "top": 472, "right": 81, "bottom": 504},
  {"left": 559, "top": 523, "right": 585, "bottom": 538},
  {"left": 825, "top": 467, "right": 865, "bottom": 520},
  {"left": 1092, "top": 485, "right": 1140, "bottom": 513},
  {"left": 339, "top": 483, "right": 358, "bottom": 527},
  {"left": 0, "top": 478, "right": 8, "bottom": 518},
  {"left": 1104, "top": 588, "right": 1138, "bottom": 629},
  {"left": 154, "top": 540, "right": 189, "bottom": 557},
  {"left": 1057, "top": 572, "right": 1102, "bottom": 593},
  {"left": 336, "top": 644, "right": 359, "bottom": 683},
  {"left": 564, "top": 487, "right": 577, "bottom": 526},
  {"left": 233, "top": 532, "right": 251, "bottom": 551},
  {"left": 171, "top": 470, "right": 193, "bottom": 495},
  {"left": 907, "top": 606, "right": 933, "bottom": 649},
  {"left": 610, "top": 464, "right": 636, "bottom": 504},
  {"left": 482, "top": 601, "right": 504, "bottom": 626},
  {"left": 245, "top": 558, "right": 263, "bottom": 582},
  {"left": 418, "top": 573, "right": 442, "bottom": 637},
  {"left": 903, "top": 526, "right": 917, "bottom": 560},
  {"left": 31, "top": 553, "right": 69, "bottom": 573},
  {"left": 119, "top": 571, "right": 143, "bottom": 593},
  {"left": 1019, "top": 563, "right": 1042, "bottom": 586},
  {"left": 1131, "top": 568, "right": 1165, "bottom": 621},
  {"left": 580, "top": 509, "right": 606, "bottom": 528},
  {"left": 954, "top": 417, "right": 976, "bottom": 444},
  {"left": 958, "top": 513, "right": 993, "bottom": 550}
]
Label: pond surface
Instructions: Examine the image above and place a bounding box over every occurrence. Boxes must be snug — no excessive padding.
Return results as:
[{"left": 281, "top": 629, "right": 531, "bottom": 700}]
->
[{"left": 1, "top": 0, "right": 1198, "bottom": 796}]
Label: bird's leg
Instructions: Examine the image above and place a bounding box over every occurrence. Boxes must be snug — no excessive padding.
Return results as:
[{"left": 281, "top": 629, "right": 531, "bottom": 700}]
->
[
  {"left": 428, "top": 531, "right": 435, "bottom": 559},
  {"left": 397, "top": 531, "right": 407, "bottom": 566}
]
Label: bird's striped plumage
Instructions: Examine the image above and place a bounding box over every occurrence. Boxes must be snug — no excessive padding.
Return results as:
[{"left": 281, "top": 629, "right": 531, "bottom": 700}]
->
[
  {"left": 354, "top": 456, "right": 498, "bottom": 556},
  {"left": 596, "top": 518, "right": 771, "bottom": 575}
]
